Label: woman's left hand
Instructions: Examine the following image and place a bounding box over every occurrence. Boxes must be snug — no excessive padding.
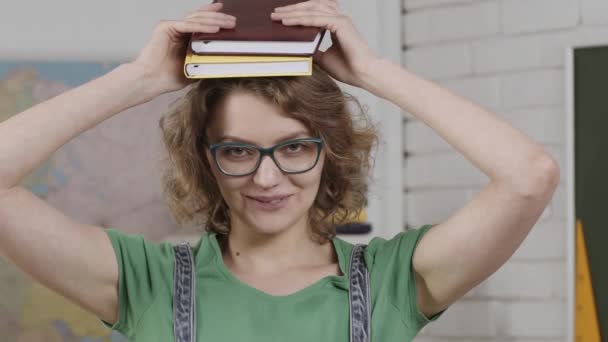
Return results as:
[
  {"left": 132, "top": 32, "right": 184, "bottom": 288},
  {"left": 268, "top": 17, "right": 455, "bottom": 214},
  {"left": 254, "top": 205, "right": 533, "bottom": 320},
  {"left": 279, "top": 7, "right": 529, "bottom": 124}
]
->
[{"left": 271, "top": 0, "right": 379, "bottom": 88}]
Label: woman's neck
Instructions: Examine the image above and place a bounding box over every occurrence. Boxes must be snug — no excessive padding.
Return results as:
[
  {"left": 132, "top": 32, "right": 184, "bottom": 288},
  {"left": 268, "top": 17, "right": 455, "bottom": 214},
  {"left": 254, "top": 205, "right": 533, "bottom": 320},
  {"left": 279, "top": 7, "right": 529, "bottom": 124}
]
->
[{"left": 217, "top": 227, "right": 337, "bottom": 277}]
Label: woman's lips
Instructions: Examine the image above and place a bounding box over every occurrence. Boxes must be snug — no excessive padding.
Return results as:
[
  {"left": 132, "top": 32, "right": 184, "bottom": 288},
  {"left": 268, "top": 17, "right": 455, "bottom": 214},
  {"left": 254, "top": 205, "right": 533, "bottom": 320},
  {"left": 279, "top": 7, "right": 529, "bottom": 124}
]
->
[{"left": 246, "top": 195, "right": 292, "bottom": 210}]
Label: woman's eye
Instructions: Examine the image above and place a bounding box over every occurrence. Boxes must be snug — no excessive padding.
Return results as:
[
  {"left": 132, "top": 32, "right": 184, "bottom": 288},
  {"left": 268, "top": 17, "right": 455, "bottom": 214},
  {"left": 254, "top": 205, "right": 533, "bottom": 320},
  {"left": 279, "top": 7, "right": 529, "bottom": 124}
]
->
[
  {"left": 227, "top": 147, "right": 248, "bottom": 156},
  {"left": 286, "top": 143, "right": 303, "bottom": 152}
]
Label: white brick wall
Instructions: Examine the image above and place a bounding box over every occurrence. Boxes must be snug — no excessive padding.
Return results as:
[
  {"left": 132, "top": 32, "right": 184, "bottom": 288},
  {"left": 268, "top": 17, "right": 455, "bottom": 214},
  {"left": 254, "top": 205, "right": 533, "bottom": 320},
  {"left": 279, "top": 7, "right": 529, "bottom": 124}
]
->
[
  {"left": 400, "top": 0, "right": 597, "bottom": 340},
  {"left": 404, "top": 2, "right": 501, "bottom": 45},
  {"left": 581, "top": 0, "right": 608, "bottom": 24},
  {"left": 500, "top": 0, "right": 579, "bottom": 34}
]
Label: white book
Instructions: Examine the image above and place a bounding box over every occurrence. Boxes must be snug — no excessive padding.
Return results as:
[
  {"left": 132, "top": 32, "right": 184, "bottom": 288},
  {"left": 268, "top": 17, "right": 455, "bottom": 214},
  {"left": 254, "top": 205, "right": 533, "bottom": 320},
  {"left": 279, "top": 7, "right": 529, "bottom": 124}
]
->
[{"left": 191, "top": 32, "right": 322, "bottom": 56}]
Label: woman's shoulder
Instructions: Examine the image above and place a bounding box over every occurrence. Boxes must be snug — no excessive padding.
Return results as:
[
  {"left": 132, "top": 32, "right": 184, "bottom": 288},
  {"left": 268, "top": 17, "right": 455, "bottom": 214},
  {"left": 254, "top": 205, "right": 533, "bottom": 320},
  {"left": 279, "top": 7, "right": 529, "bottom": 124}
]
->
[
  {"left": 104, "top": 228, "right": 175, "bottom": 256},
  {"left": 368, "top": 224, "right": 434, "bottom": 254},
  {"left": 106, "top": 228, "right": 216, "bottom": 268},
  {"left": 334, "top": 224, "right": 433, "bottom": 252},
  {"left": 332, "top": 224, "right": 435, "bottom": 269}
]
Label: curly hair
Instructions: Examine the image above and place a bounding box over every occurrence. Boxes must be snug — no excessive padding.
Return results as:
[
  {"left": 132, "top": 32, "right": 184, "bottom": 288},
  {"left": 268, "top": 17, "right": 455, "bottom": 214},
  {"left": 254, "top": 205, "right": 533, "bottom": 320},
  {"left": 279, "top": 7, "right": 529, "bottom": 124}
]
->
[{"left": 158, "top": 64, "right": 379, "bottom": 244}]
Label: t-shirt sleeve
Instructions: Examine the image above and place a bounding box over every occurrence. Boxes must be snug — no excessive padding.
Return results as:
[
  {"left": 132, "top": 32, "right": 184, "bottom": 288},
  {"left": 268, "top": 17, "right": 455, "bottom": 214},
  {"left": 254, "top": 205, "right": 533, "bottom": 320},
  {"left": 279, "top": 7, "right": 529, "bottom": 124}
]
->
[
  {"left": 365, "top": 224, "right": 445, "bottom": 329},
  {"left": 99, "top": 228, "right": 174, "bottom": 337}
]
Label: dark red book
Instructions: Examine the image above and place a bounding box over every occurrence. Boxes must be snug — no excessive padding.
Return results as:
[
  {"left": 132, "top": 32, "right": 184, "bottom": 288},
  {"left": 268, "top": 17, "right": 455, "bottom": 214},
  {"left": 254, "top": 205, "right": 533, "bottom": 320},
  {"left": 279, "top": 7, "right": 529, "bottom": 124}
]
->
[{"left": 191, "top": 0, "right": 325, "bottom": 56}]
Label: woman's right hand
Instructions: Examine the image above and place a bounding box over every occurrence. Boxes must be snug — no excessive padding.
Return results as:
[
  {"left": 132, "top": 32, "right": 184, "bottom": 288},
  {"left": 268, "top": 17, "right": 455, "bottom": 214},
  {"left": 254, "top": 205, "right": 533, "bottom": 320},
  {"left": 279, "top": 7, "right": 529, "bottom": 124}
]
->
[{"left": 130, "top": 2, "right": 236, "bottom": 95}]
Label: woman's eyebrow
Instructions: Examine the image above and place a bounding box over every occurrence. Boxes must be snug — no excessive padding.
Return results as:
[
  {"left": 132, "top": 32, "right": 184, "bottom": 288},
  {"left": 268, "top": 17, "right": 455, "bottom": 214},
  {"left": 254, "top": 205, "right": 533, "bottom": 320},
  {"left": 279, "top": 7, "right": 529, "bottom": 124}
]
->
[{"left": 218, "top": 131, "right": 311, "bottom": 145}]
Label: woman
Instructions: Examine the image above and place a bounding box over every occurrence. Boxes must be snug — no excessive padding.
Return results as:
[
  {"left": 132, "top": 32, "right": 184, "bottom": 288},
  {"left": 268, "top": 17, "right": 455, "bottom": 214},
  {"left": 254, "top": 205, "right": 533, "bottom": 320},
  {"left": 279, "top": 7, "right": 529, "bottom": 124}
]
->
[{"left": 0, "top": 1, "right": 560, "bottom": 341}]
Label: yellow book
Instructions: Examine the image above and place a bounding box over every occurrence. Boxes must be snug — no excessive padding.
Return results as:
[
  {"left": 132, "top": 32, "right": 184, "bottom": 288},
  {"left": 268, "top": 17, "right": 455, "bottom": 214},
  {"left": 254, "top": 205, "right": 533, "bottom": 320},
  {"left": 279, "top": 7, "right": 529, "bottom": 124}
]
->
[{"left": 184, "top": 50, "right": 312, "bottom": 79}]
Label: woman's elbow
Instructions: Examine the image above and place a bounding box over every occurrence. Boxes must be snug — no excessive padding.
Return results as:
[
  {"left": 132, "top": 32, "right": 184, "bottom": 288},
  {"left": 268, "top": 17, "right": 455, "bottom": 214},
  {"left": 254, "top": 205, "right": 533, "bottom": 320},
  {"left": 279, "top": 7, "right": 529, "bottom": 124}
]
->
[{"left": 520, "top": 153, "right": 560, "bottom": 198}]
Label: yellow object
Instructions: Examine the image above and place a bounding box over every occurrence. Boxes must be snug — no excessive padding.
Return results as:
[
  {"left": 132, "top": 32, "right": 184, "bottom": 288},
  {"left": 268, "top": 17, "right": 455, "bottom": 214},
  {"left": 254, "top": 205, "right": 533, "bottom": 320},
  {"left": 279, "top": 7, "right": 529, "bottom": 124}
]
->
[
  {"left": 353, "top": 209, "right": 367, "bottom": 222},
  {"left": 184, "top": 50, "right": 312, "bottom": 79},
  {"left": 575, "top": 219, "right": 601, "bottom": 341},
  {"left": 326, "top": 208, "right": 367, "bottom": 223}
]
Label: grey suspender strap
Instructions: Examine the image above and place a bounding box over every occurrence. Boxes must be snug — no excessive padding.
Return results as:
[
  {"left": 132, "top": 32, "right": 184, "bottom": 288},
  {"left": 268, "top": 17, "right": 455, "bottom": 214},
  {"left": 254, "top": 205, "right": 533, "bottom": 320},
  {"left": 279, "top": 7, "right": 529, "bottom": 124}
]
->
[
  {"left": 348, "top": 243, "right": 371, "bottom": 342},
  {"left": 173, "top": 242, "right": 196, "bottom": 342},
  {"left": 172, "top": 241, "right": 371, "bottom": 342}
]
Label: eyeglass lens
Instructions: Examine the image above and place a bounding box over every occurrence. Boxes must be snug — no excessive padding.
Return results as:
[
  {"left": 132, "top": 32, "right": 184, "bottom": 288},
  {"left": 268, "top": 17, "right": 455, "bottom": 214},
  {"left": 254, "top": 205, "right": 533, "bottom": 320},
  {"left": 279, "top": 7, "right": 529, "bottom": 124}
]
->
[{"left": 215, "top": 141, "right": 319, "bottom": 175}]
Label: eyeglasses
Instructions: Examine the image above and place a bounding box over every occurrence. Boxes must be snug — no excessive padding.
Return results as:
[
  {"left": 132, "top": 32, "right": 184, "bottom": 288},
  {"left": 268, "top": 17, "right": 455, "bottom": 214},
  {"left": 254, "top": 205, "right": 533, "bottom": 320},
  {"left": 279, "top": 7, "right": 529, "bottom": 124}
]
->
[{"left": 208, "top": 137, "right": 324, "bottom": 177}]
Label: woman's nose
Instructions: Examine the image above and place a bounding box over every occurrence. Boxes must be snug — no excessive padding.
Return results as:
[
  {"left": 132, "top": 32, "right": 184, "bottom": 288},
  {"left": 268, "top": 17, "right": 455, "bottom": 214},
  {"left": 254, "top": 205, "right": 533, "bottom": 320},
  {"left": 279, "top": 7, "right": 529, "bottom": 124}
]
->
[{"left": 252, "top": 155, "right": 282, "bottom": 187}]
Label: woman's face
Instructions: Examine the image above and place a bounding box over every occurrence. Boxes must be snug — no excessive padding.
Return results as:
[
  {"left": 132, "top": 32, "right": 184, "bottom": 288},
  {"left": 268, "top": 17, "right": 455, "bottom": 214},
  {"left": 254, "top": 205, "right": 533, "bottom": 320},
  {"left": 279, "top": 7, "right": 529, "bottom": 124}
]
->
[{"left": 205, "top": 91, "right": 325, "bottom": 236}]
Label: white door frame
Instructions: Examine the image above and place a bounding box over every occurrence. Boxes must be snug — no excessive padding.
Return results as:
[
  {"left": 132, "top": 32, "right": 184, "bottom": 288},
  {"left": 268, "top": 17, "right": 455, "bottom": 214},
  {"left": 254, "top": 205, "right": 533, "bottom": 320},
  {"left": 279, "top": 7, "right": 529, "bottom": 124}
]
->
[{"left": 565, "top": 44, "right": 575, "bottom": 342}]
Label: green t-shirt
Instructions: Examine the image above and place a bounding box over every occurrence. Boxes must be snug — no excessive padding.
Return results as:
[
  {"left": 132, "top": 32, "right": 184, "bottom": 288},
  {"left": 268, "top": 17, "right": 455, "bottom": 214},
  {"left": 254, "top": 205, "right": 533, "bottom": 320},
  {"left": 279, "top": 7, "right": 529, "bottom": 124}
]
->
[{"left": 100, "top": 224, "right": 442, "bottom": 341}]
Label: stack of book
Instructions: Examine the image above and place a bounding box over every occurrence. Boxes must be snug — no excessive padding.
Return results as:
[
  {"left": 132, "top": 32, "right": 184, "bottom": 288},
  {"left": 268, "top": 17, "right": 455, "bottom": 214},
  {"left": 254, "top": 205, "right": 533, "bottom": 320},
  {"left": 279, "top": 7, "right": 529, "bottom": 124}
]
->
[{"left": 184, "top": 0, "right": 326, "bottom": 79}]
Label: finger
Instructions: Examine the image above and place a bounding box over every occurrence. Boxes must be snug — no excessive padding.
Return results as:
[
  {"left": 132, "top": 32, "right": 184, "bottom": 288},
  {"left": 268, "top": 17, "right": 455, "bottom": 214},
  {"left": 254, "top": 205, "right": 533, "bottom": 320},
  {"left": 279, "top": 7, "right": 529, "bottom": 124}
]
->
[
  {"left": 194, "top": 2, "right": 223, "bottom": 12},
  {"left": 185, "top": 2, "right": 232, "bottom": 18},
  {"left": 313, "top": 0, "right": 340, "bottom": 12},
  {"left": 271, "top": 11, "right": 338, "bottom": 23},
  {"left": 184, "top": 17, "right": 236, "bottom": 29},
  {"left": 159, "top": 20, "right": 222, "bottom": 34},
  {"left": 185, "top": 10, "right": 236, "bottom": 21},
  {"left": 273, "top": 14, "right": 346, "bottom": 33},
  {"left": 274, "top": 1, "right": 337, "bottom": 14},
  {"left": 185, "top": 11, "right": 236, "bottom": 23}
]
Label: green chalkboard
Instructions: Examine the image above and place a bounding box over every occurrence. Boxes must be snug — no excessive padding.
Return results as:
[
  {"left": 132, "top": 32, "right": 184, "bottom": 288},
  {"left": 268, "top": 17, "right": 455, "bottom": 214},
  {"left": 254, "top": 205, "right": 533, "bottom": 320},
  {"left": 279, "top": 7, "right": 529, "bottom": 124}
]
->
[{"left": 574, "top": 46, "right": 608, "bottom": 338}]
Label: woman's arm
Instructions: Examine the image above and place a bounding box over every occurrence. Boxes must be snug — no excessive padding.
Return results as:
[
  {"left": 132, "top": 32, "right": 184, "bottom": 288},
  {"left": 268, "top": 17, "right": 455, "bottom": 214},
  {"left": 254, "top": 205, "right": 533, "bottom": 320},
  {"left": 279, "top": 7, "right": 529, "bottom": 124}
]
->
[
  {"left": 0, "top": 64, "right": 151, "bottom": 189},
  {"left": 0, "top": 3, "right": 236, "bottom": 325},
  {"left": 0, "top": 63, "right": 158, "bottom": 323},
  {"left": 361, "top": 59, "right": 558, "bottom": 195},
  {"left": 360, "top": 59, "right": 560, "bottom": 316},
  {"left": 0, "top": 60, "right": 158, "bottom": 326}
]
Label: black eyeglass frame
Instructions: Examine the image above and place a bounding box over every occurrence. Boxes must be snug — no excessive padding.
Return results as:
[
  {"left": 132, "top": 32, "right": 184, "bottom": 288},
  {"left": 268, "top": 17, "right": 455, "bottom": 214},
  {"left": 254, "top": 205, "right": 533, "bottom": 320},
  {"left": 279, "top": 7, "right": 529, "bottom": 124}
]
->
[{"left": 208, "top": 137, "right": 324, "bottom": 177}]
